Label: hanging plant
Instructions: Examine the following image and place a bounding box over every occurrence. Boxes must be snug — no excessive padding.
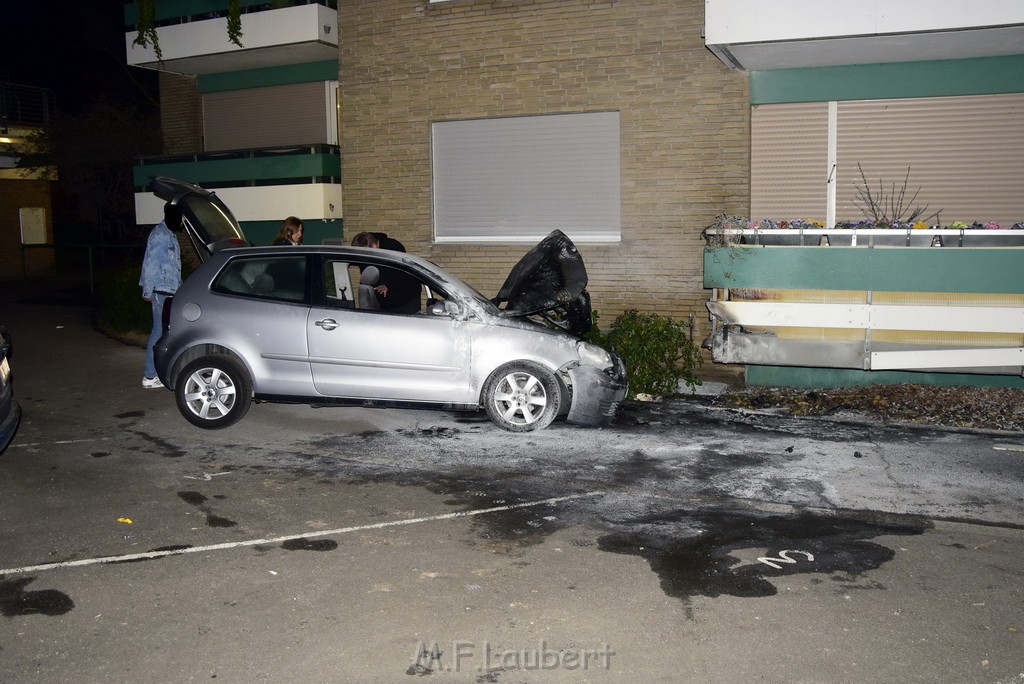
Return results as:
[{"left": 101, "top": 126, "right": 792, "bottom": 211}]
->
[
  {"left": 132, "top": 0, "right": 163, "bottom": 62},
  {"left": 133, "top": 0, "right": 243, "bottom": 64},
  {"left": 227, "top": 0, "right": 244, "bottom": 48}
]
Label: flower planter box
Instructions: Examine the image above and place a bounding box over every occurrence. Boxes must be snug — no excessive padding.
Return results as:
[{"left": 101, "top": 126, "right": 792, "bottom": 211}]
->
[{"left": 704, "top": 228, "right": 1024, "bottom": 248}]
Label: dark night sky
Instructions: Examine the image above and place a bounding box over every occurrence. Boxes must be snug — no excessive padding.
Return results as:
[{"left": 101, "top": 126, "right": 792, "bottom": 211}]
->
[{"left": 5, "top": 0, "right": 158, "bottom": 114}]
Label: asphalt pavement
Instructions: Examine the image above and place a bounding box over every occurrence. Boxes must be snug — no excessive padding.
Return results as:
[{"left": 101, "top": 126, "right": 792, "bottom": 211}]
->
[{"left": 1, "top": 280, "right": 1022, "bottom": 683}]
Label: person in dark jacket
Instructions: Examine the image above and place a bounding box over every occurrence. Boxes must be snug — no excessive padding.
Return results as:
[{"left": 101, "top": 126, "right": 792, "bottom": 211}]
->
[{"left": 350, "top": 231, "right": 421, "bottom": 313}]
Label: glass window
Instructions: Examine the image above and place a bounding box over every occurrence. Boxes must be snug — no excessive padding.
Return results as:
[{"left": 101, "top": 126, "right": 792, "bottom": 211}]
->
[
  {"left": 212, "top": 256, "right": 308, "bottom": 303},
  {"left": 320, "top": 257, "right": 457, "bottom": 316}
]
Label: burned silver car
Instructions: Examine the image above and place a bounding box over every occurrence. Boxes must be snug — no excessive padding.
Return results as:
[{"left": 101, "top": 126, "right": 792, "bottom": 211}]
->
[{"left": 151, "top": 179, "right": 626, "bottom": 432}]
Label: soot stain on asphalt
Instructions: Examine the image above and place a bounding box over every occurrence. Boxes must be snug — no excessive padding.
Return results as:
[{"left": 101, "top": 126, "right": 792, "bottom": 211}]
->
[
  {"left": 131, "top": 430, "right": 186, "bottom": 458},
  {"left": 407, "top": 426, "right": 459, "bottom": 438},
  {"left": 281, "top": 538, "right": 338, "bottom": 552},
  {"left": 178, "top": 491, "right": 207, "bottom": 506},
  {"left": 598, "top": 508, "right": 929, "bottom": 605},
  {"left": 610, "top": 451, "right": 677, "bottom": 485},
  {"left": 435, "top": 482, "right": 571, "bottom": 550},
  {"left": 686, "top": 449, "right": 779, "bottom": 480},
  {"left": 177, "top": 491, "right": 239, "bottom": 528},
  {"left": 206, "top": 514, "right": 238, "bottom": 528},
  {"left": 0, "top": 577, "right": 74, "bottom": 617},
  {"left": 112, "top": 545, "right": 195, "bottom": 564}
]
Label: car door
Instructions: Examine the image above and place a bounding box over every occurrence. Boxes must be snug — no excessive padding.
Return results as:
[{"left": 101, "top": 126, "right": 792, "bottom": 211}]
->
[
  {"left": 306, "top": 257, "right": 474, "bottom": 402},
  {"left": 208, "top": 254, "right": 313, "bottom": 396}
]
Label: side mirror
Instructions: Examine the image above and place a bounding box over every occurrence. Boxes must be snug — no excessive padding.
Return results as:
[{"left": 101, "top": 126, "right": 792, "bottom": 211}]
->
[{"left": 428, "top": 300, "right": 460, "bottom": 317}]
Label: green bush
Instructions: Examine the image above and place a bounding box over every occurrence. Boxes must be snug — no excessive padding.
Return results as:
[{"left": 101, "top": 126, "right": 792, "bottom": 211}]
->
[
  {"left": 588, "top": 310, "right": 702, "bottom": 400},
  {"left": 95, "top": 263, "right": 151, "bottom": 334},
  {"left": 96, "top": 257, "right": 195, "bottom": 335}
]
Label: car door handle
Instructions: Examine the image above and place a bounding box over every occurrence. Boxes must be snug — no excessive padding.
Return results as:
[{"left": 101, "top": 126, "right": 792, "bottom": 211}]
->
[{"left": 315, "top": 318, "right": 339, "bottom": 331}]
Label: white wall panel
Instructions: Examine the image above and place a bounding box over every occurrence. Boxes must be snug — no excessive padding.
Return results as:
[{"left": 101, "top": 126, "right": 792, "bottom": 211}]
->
[
  {"left": 705, "top": 0, "right": 1024, "bottom": 44},
  {"left": 135, "top": 184, "right": 342, "bottom": 225}
]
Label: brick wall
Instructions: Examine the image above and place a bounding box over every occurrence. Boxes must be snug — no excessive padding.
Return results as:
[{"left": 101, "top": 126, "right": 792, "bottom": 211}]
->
[
  {"left": 338, "top": 0, "right": 749, "bottom": 339},
  {"left": 0, "top": 179, "right": 55, "bottom": 281},
  {"left": 159, "top": 72, "right": 204, "bottom": 154}
]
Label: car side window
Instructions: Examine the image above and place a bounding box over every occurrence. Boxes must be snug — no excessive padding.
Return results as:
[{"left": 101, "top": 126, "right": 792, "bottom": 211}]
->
[
  {"left": 320, "top": 258, "right": 452, "bottom": 316},
  {"left": 212, "top": 256, "right": 308, "bottom": 303}
]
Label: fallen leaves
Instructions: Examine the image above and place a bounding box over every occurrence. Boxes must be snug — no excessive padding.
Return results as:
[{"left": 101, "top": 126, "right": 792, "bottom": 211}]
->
[{"left": 711, "top": 383, "right": 1024, "bottom": 432}]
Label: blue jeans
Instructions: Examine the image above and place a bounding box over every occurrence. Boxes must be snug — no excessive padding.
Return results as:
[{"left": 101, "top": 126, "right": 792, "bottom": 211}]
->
[{"left": 144, "top": 293, "right": 167, "bottom": 380}]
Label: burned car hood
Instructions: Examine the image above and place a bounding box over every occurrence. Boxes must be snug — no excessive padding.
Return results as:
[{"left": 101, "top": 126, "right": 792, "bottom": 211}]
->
[
  {"left": 491, "top": 230, "right": 592, "bottom": 336},
  {"left": 150, "top": 176, "right": 249, "bottom": 261}
]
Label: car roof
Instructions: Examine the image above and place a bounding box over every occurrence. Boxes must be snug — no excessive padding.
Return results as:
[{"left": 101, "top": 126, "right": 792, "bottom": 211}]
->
[
  {"left": 205, "top": 244, "right": 476, "bottom": 292},
  {"left": 210, "top": 244, "right": 432, "bottom": 268}
]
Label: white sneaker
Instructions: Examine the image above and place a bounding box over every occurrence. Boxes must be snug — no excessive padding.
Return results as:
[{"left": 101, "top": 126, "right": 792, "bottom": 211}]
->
[{"left": 142, "top": 377, "right": 164, "bottom": 389}]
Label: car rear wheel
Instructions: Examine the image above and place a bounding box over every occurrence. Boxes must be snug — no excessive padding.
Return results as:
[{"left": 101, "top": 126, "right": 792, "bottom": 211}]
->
[
  {"left": 175, "top": 356, "right": 252, "bottom": 429},
  {"left": 482, "top": 361, "right": 560, "bottom": 432}
]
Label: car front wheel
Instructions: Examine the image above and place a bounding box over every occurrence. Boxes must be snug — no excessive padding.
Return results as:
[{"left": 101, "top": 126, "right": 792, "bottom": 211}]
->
[
  {"left": 175, "top": 356, "right": 252, "bottom": 429},
  {"left": 482, "top": 361, "right": 561, "bottom": 432}
]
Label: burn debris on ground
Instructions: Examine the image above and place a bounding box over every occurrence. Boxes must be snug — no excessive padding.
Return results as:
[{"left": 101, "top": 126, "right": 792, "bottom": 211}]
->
[{"left": 703, "top": 383, "right": 1024, "bottom": 432}]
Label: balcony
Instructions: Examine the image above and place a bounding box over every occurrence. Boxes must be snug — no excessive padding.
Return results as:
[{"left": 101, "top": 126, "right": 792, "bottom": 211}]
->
[
  {"left": 703, "top": 233, "right": 1024, "bottom": 387},
  {"left": 124, "top": 0, "right": 338, "bottom": 76},
  {"left": 133, "top": 144, "right": 342, "bottom": 243},
  {"left": 0, "top": 83, "right": 57, "bottom": 181},
  {"left": 704, "top": 0, "right": 1024, "bottom": 70}
]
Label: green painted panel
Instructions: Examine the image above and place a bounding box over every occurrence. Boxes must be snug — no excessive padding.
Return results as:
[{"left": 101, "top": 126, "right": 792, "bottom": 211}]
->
[
  {"left": 746, "top": 365, "right": 1024, "bottom": 390},
  {"left": 704, "top": 246, "right": 1024, "bottom": 294},
  {"left": 750, "top": 55, "right": 1024, "bottom": 104},
  {"left": 134, "top": 153, "right": 340, "bottom": 187},
  {"left": 198, "top": 61, "right": 339, "bottom": 92},
  {"left": 242, "top": 219, "right": 344, "bottom": 247}
]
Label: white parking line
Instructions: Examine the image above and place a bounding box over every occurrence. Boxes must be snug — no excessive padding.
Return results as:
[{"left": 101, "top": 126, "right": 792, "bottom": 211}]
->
[
  {"left": 10, "top": 437, "right": 113, "bottom": 448},
  {"left": 0, "top": 491, "right": 603, "bottom": 577}
]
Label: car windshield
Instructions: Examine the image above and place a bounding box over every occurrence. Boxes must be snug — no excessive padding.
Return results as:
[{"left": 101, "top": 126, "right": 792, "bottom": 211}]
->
[{"left": 418, "top": 260, "right": 500, "bottom": 315}]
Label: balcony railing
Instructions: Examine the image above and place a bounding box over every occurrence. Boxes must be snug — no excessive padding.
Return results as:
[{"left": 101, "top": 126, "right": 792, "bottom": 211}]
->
[
  {"left": 703, "top": 235, "right": 1024, "bottom": 386},
  {"left": 123, "top": 0, "right": 337, "bottom": 30},
  {"left": 124, "top": 0, "right": 338, "bottom": 75},
  {"left": 0, "top": 83, "right": 56, "bottom": 128},
  {"left": 133, "top": 143, "right": 340, "bottom": 190}
]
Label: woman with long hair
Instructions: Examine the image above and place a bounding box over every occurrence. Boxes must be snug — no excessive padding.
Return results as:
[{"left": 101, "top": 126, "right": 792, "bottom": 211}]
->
[{"left": 271, "top": 216, "right": 304, "bottom": 245}]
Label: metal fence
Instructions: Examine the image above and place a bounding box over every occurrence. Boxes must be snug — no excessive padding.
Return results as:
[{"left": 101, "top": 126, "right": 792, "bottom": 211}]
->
[{"left": 1, "top": 83, "right": 56, "bottom": 129}]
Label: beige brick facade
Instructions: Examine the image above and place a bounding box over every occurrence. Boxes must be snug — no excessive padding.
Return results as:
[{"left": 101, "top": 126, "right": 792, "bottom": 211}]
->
[
  {"left": 339, "top": 0, "right": 750, "bottom": 337},
  {"left": 159, "top": 72, "right": 204, "bottom": 155}
]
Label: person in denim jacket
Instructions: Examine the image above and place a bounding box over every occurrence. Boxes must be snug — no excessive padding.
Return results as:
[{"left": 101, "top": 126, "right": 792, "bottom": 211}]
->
[{"left": 139, "top": 203, "right": 183, "bottom": 388}]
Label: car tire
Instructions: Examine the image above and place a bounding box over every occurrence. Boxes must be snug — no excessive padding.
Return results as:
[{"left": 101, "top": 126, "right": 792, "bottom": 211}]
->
[
  {"left": 482, "top": 361, "right": 561, "bottom": 432},
  {"left": 175, "top": 356, "right": 252, "bottom": 429}
]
